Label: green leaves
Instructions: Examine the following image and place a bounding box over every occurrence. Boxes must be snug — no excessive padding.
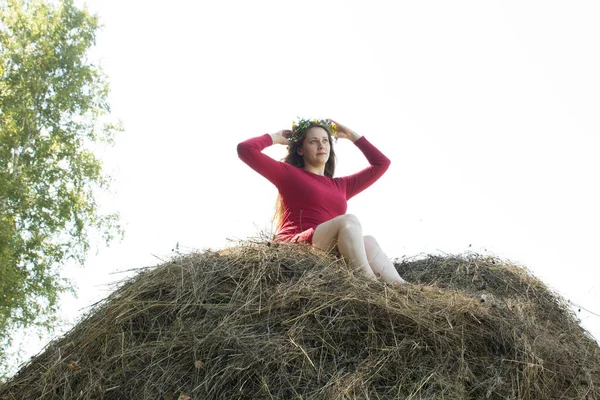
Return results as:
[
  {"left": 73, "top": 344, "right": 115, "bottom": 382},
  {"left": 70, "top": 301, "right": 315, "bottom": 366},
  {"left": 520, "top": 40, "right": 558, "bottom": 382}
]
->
[
  {"left": 0, "top": 0, "right": 121, "bottom": 373},
  {"left": 290, "top": 117, "right": 337, "bottom": 143}
]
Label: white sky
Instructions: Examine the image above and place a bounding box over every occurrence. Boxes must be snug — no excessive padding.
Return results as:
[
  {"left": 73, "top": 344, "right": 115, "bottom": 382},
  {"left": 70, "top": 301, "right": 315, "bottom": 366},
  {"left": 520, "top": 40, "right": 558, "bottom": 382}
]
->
[{"left": 8, "top": 0, "right": 600, "bottom": 372}]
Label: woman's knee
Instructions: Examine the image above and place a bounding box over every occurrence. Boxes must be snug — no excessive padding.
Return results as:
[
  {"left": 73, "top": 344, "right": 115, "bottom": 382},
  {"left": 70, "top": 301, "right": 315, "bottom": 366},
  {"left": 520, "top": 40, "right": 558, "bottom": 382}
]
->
[
  {"left": 363, "top": 234, "right": 377, "bottom": 250},
  {"left": 338, "top": 213, "right": 362, "bottom": 231},
  {"left": 313, "top": 214, "right": 362, "bottom": 251}
]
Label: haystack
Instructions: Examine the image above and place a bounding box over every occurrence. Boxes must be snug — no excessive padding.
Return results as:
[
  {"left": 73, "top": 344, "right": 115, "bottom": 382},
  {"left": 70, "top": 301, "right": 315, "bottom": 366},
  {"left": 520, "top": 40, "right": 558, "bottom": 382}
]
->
[{"left": 1, "top": 241, "right": 599, "bottom": 399}]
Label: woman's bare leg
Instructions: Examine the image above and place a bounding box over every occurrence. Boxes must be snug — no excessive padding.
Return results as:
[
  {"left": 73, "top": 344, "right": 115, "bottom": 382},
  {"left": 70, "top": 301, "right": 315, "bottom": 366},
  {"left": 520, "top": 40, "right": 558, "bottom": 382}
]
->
[
  {"left": 312, "top": 214, "right": 376, "bottom": 279},
  {"left": 363, "top": 235, "right": 406, "bottom": 285}
]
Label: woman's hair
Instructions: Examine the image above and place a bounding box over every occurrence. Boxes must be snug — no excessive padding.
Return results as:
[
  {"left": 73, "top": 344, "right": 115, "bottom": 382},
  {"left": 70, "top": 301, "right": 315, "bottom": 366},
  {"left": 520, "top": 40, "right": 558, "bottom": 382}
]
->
[{"left": 272, "top": 124, "right": 337, "bottom": 233}]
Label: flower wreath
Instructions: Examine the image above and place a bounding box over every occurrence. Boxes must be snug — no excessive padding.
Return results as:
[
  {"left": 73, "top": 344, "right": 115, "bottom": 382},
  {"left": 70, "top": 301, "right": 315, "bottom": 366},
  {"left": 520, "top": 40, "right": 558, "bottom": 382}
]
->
[{"left": 289, "top": 117, "right": 338, "bottom": 144}]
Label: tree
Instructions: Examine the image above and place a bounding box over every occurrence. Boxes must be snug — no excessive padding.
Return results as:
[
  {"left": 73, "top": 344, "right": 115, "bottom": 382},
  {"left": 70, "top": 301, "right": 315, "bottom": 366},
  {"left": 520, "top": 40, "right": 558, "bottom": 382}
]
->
[{"left": 0, "top": 0, "right": 121, "bottom": 371}]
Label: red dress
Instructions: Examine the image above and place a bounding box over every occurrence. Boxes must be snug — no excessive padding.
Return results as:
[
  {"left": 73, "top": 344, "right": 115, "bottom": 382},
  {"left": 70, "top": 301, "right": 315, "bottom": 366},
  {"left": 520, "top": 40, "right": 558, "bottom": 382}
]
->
[{"left": 237, "top": 134, "right": 391, "bottom": 244}]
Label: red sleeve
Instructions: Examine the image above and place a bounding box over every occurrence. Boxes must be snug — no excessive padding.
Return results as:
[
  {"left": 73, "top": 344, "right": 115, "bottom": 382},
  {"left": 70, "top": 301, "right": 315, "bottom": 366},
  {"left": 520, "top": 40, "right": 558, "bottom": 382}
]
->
[
  {"left": 237, "top": 133, "right": 290, "bottom": 186},
  {"left": 342, "top": 136, "right": 391, "bottom": 199}
]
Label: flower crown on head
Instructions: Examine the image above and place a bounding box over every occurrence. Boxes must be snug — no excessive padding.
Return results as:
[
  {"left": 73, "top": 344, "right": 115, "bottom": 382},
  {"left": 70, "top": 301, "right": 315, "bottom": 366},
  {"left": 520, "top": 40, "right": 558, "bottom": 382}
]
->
[{"left": 289, "top": 117, "right": 338, "bottom": 144}]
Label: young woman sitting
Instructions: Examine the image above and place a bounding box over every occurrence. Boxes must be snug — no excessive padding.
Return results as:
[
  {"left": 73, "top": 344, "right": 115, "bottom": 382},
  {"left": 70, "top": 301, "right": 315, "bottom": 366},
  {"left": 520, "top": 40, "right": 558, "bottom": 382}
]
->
[{"left": 237, "top": 118, "right": 405, "bottom": 285}]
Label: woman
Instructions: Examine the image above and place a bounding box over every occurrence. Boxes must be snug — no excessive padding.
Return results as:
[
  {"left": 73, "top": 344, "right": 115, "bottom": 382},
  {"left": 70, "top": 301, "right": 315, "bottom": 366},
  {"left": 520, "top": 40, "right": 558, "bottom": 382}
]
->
[{"left": 237, "top": 118, "right": 405, "bottom": 285}]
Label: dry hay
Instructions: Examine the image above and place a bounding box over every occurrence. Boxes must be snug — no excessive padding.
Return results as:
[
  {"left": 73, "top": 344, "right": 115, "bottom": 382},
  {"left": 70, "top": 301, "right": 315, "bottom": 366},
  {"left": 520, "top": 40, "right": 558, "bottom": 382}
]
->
[{"left": 1, "top": 241, "right": 599, "bottom": 399}]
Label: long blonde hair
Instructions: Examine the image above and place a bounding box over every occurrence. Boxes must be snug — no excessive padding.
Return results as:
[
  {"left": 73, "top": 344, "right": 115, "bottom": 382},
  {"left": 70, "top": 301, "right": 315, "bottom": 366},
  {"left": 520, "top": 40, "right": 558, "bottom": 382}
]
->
[{"left": 272, "top": 124, "right": 337, "bottom": 233}]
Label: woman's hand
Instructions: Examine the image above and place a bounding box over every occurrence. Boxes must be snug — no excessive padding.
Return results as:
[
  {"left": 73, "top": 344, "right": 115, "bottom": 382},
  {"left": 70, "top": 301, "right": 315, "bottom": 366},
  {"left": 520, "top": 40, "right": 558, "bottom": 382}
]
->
[
  {"left": 328, "top": 119, "right": 362, "bottom": 142},
  {"left": 271, "top": 129, "right": 292, "bottom": 145}
]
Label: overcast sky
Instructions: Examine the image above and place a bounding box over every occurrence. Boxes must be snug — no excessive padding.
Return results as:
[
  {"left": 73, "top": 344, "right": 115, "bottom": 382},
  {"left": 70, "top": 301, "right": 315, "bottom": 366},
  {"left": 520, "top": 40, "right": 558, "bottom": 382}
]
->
[{"left": 8, "top": 0, "right": 600, "bottom": 373}]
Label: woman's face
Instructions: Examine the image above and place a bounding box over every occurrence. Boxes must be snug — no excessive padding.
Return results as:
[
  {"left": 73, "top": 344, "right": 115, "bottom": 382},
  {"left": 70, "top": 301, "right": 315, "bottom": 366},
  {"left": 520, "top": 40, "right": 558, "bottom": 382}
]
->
[{"left": 297, "top": 127, "right": 330, "bottom": 166}]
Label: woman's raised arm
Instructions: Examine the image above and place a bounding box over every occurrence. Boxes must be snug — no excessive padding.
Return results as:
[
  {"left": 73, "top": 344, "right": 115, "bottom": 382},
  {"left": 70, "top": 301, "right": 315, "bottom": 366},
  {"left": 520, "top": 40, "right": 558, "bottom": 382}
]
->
[
  {"left": 237, "top": 131, "right": 291, "bottom": 186},
  {"left": 327, "top": 118, "right": 390, "bottom": 200}
]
